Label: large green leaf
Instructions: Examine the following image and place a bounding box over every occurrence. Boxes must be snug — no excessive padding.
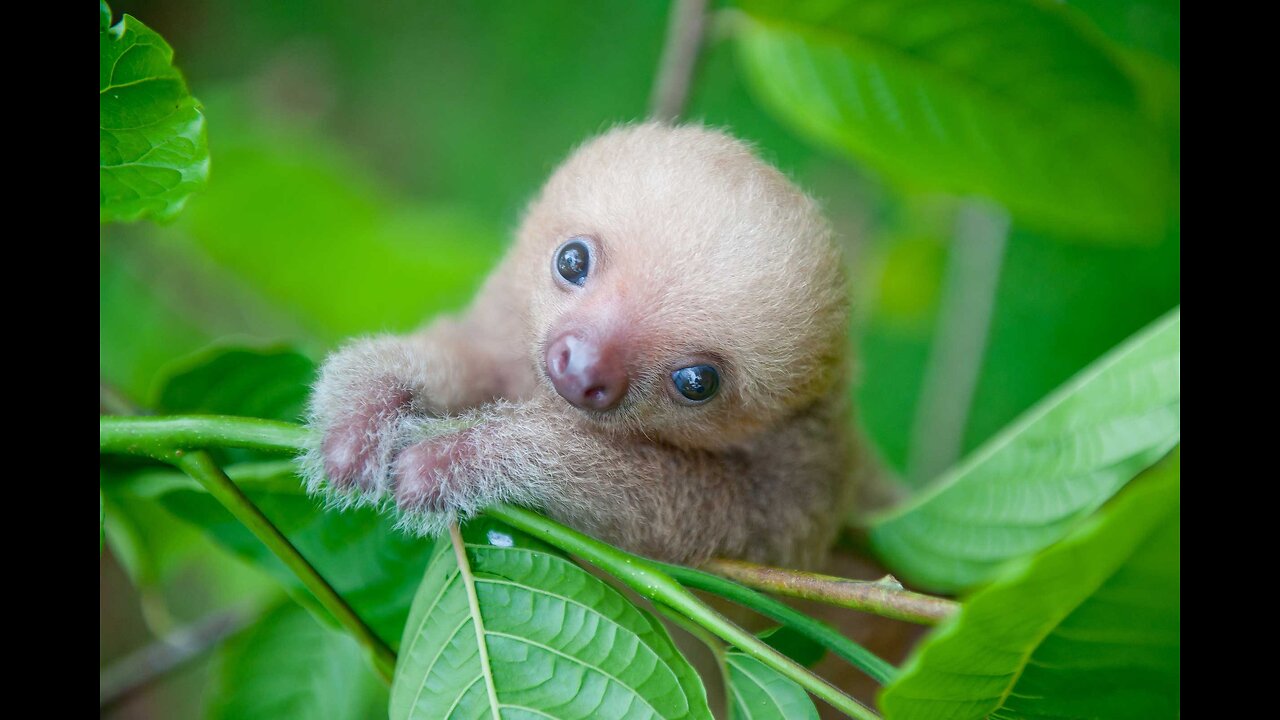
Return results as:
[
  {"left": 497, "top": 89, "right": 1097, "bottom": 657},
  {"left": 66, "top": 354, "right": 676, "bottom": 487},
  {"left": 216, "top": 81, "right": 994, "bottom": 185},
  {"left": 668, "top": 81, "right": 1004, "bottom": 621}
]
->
[
  {"left": 880, "top": 449, "right": 1179, "bottom": 719},
  {"left": 729, "top": 0, "right": 1174, "bottom": 240},
  {"left": 392, "top": 519, "right": 712, "bottom": 719},
  {"left": 725, "top": 652, "right": 819, "bottom": 720},
  {"left": 100, "top": 5, "right": 209, "bottom": 223},
  {"left": 208, "top": 603, "right": 387, "bottom": 719},
  {"left": 870, "top": 307, "right": 1179, "bottom": 591}
]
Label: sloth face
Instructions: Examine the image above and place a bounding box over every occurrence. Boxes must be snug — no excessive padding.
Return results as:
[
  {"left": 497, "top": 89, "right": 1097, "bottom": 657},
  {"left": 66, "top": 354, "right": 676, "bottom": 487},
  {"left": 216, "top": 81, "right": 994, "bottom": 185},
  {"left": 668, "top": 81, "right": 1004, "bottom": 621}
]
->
[
  {"left": 543, "top": 233, "right": 725, "bottom": 414},
  {"left": 517, "top": 123, "right": 849, "bottom": 449}
]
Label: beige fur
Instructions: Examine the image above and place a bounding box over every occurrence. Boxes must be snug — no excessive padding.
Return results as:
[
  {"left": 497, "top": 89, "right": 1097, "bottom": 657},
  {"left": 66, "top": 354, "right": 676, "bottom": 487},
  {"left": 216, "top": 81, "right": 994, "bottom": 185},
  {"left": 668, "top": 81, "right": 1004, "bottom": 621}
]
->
[{"left": 305, "top": 121, "right": 866, "bottom": 567}]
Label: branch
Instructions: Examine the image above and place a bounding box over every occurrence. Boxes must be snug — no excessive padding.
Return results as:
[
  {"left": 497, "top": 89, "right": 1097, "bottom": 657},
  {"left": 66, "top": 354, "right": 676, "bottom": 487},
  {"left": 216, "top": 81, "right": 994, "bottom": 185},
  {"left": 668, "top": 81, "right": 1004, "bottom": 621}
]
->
[
  {"left": 703, "top": 559, "right": 958, "bottom": 625},
  {"left": 99, "top": 414, "right": 962, "bottom": 710},
  {"left": 655, "top": 560, "right": 897, "bottom": 684},
  {"left": 649, "top": 0, "right": 709, "bottom": 122},
  {"left": 100, "top": 415, "right": 310, "bottom": 456}
]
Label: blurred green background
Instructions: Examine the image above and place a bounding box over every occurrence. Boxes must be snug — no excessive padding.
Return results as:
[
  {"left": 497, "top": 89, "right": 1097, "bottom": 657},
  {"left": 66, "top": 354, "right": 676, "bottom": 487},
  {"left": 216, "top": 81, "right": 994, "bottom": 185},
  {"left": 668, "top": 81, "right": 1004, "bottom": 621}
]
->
[{"left": 100, "top": 1, "right": 1178, "bottom": 716}]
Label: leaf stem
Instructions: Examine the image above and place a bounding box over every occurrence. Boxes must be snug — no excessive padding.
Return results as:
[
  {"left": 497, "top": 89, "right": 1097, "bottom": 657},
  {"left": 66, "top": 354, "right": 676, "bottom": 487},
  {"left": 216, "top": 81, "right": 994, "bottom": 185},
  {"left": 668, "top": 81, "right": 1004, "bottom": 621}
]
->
[
  {"left": 655, "top": 561, "right": 897, "bottom": 684},
  {"left": 702, "top": 559, "right": 957, "bottom": 626},
  {"left": 486, "top": 504, "right": 882, "bottom": 720}
]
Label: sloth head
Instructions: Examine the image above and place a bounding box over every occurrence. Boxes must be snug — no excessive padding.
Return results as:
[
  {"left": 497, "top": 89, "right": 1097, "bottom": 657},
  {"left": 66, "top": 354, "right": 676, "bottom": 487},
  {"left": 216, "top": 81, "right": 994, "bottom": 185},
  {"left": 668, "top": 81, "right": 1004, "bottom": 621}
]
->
[{"left": 514, "top": 122, "right": 849, "bottom": 449}]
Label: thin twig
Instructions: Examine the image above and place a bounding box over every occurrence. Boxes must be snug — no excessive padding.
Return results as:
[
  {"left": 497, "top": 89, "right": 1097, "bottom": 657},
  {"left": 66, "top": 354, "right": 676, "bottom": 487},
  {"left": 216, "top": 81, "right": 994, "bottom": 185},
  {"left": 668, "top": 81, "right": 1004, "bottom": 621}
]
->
[
  {"left": 99, "top": 604, "right": 260, "bottom": 709},
  {"left": 655, "top": 560, "right": 897, "bottom": 685},
  {"left": 704, "top": 559, "right": 958, "bottom": 625},
  {"left": 650, "top": 0, "right": 709, "bottom": 122}
]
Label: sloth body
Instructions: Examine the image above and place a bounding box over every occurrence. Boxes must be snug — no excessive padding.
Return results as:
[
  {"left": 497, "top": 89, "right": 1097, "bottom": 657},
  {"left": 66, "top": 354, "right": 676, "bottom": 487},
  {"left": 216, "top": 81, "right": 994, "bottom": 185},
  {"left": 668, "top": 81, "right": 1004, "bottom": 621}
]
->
[{"left": 307, "top": 122, "right": 862, "bottom": 567}]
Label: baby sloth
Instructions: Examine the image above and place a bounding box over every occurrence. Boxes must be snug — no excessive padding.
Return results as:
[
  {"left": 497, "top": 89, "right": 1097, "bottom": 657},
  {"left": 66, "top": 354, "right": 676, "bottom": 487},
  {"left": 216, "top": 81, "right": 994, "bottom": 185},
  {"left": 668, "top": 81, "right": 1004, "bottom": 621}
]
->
[{"left": 307, "top": 122, "right": 860, "bottom": 567}]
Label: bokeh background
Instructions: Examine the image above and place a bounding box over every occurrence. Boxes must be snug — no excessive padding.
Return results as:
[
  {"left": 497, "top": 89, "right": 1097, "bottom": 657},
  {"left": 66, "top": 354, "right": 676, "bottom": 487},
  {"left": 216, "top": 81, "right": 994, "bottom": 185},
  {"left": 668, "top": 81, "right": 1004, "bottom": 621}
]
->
[{"left": 101, "top": 1, "right": 1179, "bottom": 716}]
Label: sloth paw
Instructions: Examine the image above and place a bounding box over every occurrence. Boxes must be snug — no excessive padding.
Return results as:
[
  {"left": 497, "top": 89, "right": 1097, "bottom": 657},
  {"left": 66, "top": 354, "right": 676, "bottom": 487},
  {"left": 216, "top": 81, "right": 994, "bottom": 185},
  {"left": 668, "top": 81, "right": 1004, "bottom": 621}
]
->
[{"left": 315, "top": 382, "right": 413, "bottom": 494}]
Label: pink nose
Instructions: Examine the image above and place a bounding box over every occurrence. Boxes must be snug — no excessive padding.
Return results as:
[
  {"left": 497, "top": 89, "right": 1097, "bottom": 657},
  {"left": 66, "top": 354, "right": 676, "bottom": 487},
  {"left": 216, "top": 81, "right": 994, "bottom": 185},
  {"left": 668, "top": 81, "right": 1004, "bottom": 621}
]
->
[{"left": 544, "top": 332, "right": 629, "bottom": 411}]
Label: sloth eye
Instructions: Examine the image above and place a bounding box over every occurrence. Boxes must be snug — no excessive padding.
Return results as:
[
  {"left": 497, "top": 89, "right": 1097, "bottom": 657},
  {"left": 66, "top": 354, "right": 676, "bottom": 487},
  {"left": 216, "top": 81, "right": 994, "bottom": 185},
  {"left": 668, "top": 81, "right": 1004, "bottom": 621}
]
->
[
  {"left": 672, "top": 365, "right": 720, "bottom": 403},
  {"left": 554, "top": 239, "right": 590, "bottom": 286}
]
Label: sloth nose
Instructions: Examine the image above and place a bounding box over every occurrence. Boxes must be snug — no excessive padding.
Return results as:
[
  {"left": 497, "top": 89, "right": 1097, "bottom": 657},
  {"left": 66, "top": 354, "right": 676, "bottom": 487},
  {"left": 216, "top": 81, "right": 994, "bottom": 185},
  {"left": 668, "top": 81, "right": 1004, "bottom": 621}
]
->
[{"left": 544, "top": 332, "right": 629, "bottom": 411}]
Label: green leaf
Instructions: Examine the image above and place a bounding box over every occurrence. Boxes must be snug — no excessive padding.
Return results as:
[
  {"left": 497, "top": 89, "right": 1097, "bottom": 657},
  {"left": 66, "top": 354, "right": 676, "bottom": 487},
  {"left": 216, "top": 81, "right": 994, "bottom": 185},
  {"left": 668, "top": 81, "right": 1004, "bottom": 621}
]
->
[
  {"left": 154, "top": 346, "right": 316, "bottom": 423},
  {"left": 879, "top": 449, "right": 1179, "bottom": 720},
  {"left": 100, "top": 2, "right": 110, "bottom": 31},
  {"left": 101, "top": 12, "right": 209, "bottom": 223},
  {"left": 151, "top": 460, "right": 433, "bottom": 648},
  {"left": 871, "top": 307, "right": 1179, "bottom": 591},
  {"left": 726, "top": 652, "right": 819, "bottom": 720},
  {"left": 208, "top": 603, "right": 387, "bottom": 720},
  {"left": 729, "top": 0, "right": 1174, "bottom": 239},
  {"left": 392, "top": 521, "right": 712, "bottom": 719}
]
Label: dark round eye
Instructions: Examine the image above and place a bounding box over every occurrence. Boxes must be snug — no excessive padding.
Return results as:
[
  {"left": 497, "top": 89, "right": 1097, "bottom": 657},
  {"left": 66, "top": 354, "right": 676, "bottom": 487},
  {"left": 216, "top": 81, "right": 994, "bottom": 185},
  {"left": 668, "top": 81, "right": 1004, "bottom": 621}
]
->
[
  {"left": 555, "top": 239, "right": 590, "bottom": 286},
  {"left": 672, "top": 365, "right": 720, "bottom": 403}
]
